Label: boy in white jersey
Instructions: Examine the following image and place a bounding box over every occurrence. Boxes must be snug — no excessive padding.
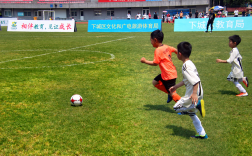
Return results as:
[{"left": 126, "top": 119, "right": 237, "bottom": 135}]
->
[
  {"left": 216, "top": 35, "right": 249, "bottom": 97},
  {"left": 169, "top": 42, "right": 207, "bottom": 139}
]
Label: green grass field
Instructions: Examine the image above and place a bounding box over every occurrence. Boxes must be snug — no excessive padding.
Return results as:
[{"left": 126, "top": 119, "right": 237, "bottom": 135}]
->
[{"left": 0, "top": 24, "right": 251, "bottom": 155}]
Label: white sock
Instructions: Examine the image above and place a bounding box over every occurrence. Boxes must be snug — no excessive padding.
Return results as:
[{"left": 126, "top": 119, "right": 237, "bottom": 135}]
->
[
  {"left": 190, "top": 115, "right": 206, "bottom": 136},
  {"left": 233, "top": 81, "right": 246, "bottom": 93}
]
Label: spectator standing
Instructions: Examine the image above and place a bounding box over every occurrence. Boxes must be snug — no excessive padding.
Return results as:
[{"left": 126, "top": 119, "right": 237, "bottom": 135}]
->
[
  {"left": 175, "top": 12, "right": 179, "bottom": 19},
  {"left": 205, "top": 9, "right": 215, "bottom": 33},
  {"left": 225, "top": 10, "right": 228, "bottom": 17},
  {"left": 136, "top": 12, "right": 141, "bottom": 19},
  {"left": 189, "top": 12, "right": 192, "bottom": 18},
  {"left": 148, "top": 12, "right": 151, "bottom": 19},
  {"left": 127, "top": 13, "right": 131, "bottom": 20},
  {"left": 234, "top": 9, "right": 239, "bottom": 17},
  {"left": 154, "top": 12, "right": 158, "bottom": 19},
  {"left": 179, "top": 11, "right": 183, "bottom": 19},
  {"left": 166, "top": 12, "right": 170, "bottom": 22},
  {"left": 199, "top": 12, "right": 202, "bottom": 18},
  {"left": 195, "top": 10, "right": 199, "bottom": 18},
  {"left": 242, "top": 10, "right": 246, "bottom": 16},
  {"left": 162, "top": 13, "right": 165, "bottom": 23},
  {"left": 143, "top": 13, "right": 147, "bottom": 19}
]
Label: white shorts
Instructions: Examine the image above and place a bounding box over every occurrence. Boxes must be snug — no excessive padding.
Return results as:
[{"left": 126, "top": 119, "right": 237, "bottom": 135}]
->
[
  {"left": 227, "top": 71, "right": 243, "bottom": 82},
  {"left": 173, "top": 95, "right": 202, "bottom": 113}
]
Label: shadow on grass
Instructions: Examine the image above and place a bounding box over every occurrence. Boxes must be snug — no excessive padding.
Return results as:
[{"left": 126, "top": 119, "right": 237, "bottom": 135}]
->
[
  {"left": 143, "top": 104, "right": 175, "bottom": 114},
  {"left": 218, "top": 90, "right": 237, "bottom": 95},
  {"left": 166, "top": 125, "right": 195, "bottom": 139}
]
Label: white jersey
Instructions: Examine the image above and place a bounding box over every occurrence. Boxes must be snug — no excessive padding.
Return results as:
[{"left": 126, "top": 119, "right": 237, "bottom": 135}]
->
[
  {"left": 226, "top": 47, "right": 244, "bottom": 79},
  {"left": 136, "top": 14, "right": 141, "bottom": 19},
  {"left": 234, "top": 10, "right": 239, "bottom": 16},
  {"left": 127, "top": 14, "right": 131, "bottom": 19},
  {"left": 182, "top": 60, "right": 203, "bottom": 98}
]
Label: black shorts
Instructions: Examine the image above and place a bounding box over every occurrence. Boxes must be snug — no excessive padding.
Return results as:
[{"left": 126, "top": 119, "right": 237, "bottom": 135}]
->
[{"left": 154, "top": 74, "right": 176, "bottom": 94}]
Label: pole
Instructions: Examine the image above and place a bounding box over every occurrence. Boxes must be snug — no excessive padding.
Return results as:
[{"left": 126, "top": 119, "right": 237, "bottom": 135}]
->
[{"left": 69, "top": 0, "right": 71, "bottom": 18}]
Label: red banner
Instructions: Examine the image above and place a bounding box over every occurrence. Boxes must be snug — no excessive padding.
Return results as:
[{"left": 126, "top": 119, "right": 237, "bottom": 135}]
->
[{"left": 98, "top": 0, "right": 145, "bottom": 2}]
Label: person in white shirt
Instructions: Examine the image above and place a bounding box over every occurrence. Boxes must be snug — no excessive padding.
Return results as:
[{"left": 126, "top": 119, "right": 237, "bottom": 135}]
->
[
  {"left": 136, "top": 12, "right": 141, "bottom": 20},
  {"left": 234, "top": 9, "right": 239, "bottom": 17},
  {"left": 143, "top": 13, "right": 147, "bottom": 19},
  {"left": 127, "top": 13, "right": 131, "bottom": 20},
  {"left": 170, "top": 42, "right": 207, "bottom": 139},
  {"left": 216, "top": 35, "right": 249, "bottom": 97}
]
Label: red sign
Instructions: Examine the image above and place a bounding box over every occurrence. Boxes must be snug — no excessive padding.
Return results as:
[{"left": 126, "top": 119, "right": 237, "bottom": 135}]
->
[{"left": 98, "top": 0, "right": 145, "bottom": 2}]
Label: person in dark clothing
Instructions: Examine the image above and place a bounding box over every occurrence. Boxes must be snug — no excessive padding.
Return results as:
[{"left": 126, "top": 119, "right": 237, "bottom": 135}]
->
[
  {"left": 154, "top": 12, "right": 158, "bottom": 19},
  {"left": 189, "top": 12, "right": 192, "bottom": 18},
  {"left": 162, "top": 13, "right": 165, "bottom": 23},
  {"left": 195, "top": 10, "right": 199, "bottom": 18},
  {"left": 242, "top": 10, "right": 246, "bottom": 16},
  {"left": 205, "top": 9, "right": 215, "bottom": 33}
]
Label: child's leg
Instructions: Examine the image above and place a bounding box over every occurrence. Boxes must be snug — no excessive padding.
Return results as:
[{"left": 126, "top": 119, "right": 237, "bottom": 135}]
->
[
  {"left": 170, "top": 92, "right": 181, "bottom": 103},
  {"left": 174, "top": 98, "right": 207, "bottom": 137},
  {"left": 173, "top": 98, "right": 195, "bottom": 113},
  {"left": 227, "top": 74, "right": 248, "bottom": 96},
  {"left": 210, "top": 22, "right": 213, "bottom": 31},
  {"left": 190, "top": 114, "right": 206, "bottom": 136},
  {"left": 153, "top": 80, "right": 168, "bottom": 94},
  {"left": 233, "top": 81, "right": 246, "bottom": 93},
  {"left": 153, "top": 80, "right": 180, "bottom": 102},
  {"left": 206, "top": 21, "right": 210, "bottom": 31},
  {"left": 238, "top": 77, "right": 249, "bottom": 87}
]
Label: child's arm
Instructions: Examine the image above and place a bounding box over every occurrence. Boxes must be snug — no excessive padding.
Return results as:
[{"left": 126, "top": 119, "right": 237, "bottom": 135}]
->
[
  {"left": 140, "top": 57, "right": 158, "bottom": 66},
  {"left": 216, "top": 59, "right": 227, "bottom": 63},
  {"left": 173, "top": 48, "right": 178, "bottom": 54},
  {"left": 169, "top": 81, "right": 184, "bottom": 93},
  {"left": 190, "top": 82, "right": 199, "bottom": 105},
  {"left": 170, "top": 46, "right": 178, "bottom": 54}
]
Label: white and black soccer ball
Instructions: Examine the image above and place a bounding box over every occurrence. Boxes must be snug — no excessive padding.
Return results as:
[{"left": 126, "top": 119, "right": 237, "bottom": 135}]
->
[{"left": 70, "top": 94, "right": 83, "bottom": 106}]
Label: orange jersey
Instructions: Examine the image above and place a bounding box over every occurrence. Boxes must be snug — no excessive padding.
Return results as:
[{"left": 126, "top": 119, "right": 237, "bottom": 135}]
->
[{"left": 153, "top": 44, "right": 177, "bottom": 80}]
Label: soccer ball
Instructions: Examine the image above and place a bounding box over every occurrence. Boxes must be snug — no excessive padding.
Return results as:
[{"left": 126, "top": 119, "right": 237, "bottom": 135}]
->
[{"left": 70, "top": 94, "right": 83, "bottom": 106}]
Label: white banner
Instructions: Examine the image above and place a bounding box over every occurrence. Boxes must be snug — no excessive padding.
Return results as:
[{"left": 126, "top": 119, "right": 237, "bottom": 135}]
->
[
  {"left": 0, "top": 18, "right": 18, "bottom": 26},
  {"left": 7, "top": 20, "right": 75, "bottom": 32}
]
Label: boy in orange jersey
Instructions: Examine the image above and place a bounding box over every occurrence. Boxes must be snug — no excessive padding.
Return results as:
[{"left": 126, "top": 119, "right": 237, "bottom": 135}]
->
[{"left": 140, "top": 29, "right": 181, "bottom": 103}]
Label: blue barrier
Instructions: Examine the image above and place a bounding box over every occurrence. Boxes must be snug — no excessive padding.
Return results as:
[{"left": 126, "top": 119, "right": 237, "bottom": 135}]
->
[
  {"left": 88, "top": 19, "right": 162, "bottom": 32},
  {"left": 174, "top": 17, "right": 252, "bottom": 32}
]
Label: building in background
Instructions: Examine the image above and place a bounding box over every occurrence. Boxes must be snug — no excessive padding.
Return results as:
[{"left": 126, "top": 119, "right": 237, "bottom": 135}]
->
[{"left": 0, "top": 0, "right": 210, "bottom": 21}]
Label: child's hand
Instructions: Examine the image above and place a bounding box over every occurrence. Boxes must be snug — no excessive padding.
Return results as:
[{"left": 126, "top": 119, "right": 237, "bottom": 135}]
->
[
  {"left": 169, "top": 86, "right": 176, "bottom": 93},
  {"left": 140, "top": 57, "right": 146, "bottom": 63},
  {"left": 190, "top": 93, "right": 198, "bottom": 105},
  {"left": 216, "top": 59, "right": 221, "bottom": 63}
]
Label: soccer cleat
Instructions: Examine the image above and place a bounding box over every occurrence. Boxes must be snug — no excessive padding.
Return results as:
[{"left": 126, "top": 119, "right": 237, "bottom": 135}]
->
[
  {"left": 205, "top": 31, "right": 208, "bottom": 33},
  {"left": 167, "top": 94, "right": 172, "bottom": 103},
  {"left": 243, "top": 77, "right": 249, "bottom": 87},
  {"left": 236, "top": 92, "right": 248, "bottom": 97},
  {"left": 196, "top": 100, "right": 205, "bottom": 118},
  {"left": 191, "top": 134, "right": 208, "bottom": 139}
]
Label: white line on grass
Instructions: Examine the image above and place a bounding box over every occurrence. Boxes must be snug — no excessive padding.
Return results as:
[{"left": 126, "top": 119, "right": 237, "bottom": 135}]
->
[{"left": 0, "top": 37, "right": 133, "bottom": 69}]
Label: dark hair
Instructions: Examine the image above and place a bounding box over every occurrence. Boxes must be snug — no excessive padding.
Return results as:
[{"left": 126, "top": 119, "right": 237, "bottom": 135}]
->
[
  {"left": 229, "top": 35, "right": 241, "bottom": 46},
  {"left": 177, "top": 42, "right": 192, "bottom": 58},
  {"left": 151, "top": 29, "right": 164, "bottom": 43}
]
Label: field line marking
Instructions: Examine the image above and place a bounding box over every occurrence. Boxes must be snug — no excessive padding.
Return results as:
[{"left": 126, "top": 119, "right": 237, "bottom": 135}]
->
[{"left": 0, "top": 36, "right": 134, "bottom": 64}]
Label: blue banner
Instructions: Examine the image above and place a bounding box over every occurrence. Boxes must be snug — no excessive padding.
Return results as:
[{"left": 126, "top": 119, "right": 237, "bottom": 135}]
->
[
  {"left": 174, "top": 17, "right": 252, "bottom": 32},
  {"left": 88, "top": 19, "right": 162, "bottom": 32}
]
